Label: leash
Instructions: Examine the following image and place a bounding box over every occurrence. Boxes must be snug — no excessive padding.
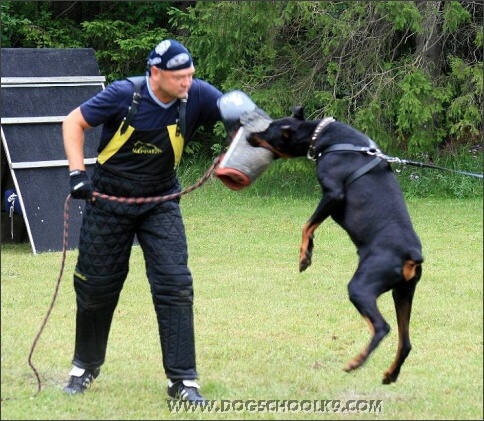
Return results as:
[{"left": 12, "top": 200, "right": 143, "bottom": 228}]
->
[
  {"left": 388, "top": 157, "right": 483, "bottom": 179},
  {"left": 92, "top": 155, "right": 221, "bottom": 203},
  {"left": 369, "top": 148, "right": 483, "bottom": 179},
  {"left": 27, "top": 155, "right": 221, "bottom": 396},
  {"left": 308, "top": 118, "right": 482, "bottom": 180},
  {"left": 28, "top": 193, "right": 72, "bottom": 396},
  {"left": 316, "top": 143, "right": 483, "bottom": 179}
]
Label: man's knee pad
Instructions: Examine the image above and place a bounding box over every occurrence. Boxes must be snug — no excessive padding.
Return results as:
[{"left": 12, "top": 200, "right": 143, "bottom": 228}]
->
[
  {"left": 74, "top": 271, "right": 126, "bottom": 311},
  {"left": 149, "top": 268, "right": 194, "bottom": 307}
]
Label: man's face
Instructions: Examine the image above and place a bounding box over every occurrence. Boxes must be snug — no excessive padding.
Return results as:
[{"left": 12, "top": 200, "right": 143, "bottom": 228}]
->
[{"left": 151, "top": 65, "right": 195, "bottom": 101}]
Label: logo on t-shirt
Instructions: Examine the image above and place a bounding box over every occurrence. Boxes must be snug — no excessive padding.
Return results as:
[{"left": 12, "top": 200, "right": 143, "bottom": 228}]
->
[{"left": 132, "top": 141, "right": 162, "bottom": 155}]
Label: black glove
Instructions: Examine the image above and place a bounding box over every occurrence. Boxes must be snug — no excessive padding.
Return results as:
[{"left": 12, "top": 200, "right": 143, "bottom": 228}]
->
[{"left": 69, "top": 170, "right": 93, "bottom": 200}]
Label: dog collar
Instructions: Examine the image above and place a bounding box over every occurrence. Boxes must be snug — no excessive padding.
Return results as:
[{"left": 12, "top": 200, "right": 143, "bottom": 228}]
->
[{"left": 307, "top": 117, "right": 336, "bottom": 161}]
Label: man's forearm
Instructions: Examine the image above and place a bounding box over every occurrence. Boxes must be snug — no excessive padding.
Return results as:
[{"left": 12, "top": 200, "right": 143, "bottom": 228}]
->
[{"left": 63, "top": 107, "right": 91, "bottom": 171}]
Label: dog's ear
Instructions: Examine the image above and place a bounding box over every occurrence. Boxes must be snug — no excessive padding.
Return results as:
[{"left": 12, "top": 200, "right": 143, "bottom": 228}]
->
[{"left": 292, "top": 106, "right": 305, "bottom": 120}]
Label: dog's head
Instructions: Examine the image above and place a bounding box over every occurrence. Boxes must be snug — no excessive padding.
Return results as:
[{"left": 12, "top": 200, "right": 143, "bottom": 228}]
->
[{"left": 247, "top": 106, "right": 314, "bottom": 158}]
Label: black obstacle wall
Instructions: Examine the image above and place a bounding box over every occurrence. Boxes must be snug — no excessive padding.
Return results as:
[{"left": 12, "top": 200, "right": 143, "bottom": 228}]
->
[{"left": 1, "top": 48, "right": 104, "bottom": 253}]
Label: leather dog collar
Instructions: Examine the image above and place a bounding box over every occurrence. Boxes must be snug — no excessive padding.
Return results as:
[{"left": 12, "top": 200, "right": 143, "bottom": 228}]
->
[{"left": 307, "top": 117, "right": 336, "bottom": 160}]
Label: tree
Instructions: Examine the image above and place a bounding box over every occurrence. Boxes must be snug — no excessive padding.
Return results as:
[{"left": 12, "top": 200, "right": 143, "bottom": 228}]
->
[
  {"left": 2, "top": 1, "right": 482, "bottom": 155},
  {"left": 172, "top": 1, "right": 482, "bottom": 153}
]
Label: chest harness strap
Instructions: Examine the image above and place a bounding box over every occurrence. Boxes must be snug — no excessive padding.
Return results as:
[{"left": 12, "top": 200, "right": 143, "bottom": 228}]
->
[{"left": 119, "top": 76, "right": 187, "bottom": 139}]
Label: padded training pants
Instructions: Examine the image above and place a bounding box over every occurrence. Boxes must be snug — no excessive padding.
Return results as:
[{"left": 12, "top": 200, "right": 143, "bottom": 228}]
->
[{"left": 70, "top": 166, "right": 197, "bottom": 380}]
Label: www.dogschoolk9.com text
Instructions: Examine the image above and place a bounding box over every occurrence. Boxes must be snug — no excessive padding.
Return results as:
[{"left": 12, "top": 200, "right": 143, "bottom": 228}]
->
[{"left": 167, "top": 399, "right": 384, "bottom": 414}]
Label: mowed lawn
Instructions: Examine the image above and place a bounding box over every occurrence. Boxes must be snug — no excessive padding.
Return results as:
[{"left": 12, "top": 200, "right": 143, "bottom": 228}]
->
[{"left": 1, "top": 187, "right": 482, "bottom": 420}]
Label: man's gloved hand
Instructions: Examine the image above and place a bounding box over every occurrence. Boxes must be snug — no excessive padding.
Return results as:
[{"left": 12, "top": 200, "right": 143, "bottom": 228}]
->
[{"left": 69, "top": 170, "right": 93, "bottom": 200}]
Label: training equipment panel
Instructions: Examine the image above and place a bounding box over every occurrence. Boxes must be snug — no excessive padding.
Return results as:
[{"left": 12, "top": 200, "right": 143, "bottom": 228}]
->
[{"left": 1, "top": 48, "right": 105, "bottom": 253}]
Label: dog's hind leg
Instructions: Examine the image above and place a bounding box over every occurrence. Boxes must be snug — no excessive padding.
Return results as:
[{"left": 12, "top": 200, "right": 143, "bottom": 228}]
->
[
  {"left": 343, "top": 268, "right": 393, "bottom": 372},
  {"left": 382, "top": 264, "right": 421, "bottom": 384}
]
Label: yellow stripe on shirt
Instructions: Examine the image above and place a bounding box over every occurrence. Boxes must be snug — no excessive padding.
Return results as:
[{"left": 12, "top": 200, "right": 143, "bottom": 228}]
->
[
  {"left": 167, "top": 123, "right": 185, "bottom": 168},
  {"left": 97, "top": 124, "right": 135, "bottom": 164}
]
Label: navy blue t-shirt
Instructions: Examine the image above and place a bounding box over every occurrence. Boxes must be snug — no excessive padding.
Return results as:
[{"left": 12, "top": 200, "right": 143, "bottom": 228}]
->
[{"left": 80, "top": 75, "right": 223, "bottom": 177}]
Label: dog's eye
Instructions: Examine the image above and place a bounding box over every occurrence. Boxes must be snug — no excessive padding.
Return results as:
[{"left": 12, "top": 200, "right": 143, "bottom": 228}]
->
[{"left": 281, "top": 125, "right": 292, "bottom": 138}]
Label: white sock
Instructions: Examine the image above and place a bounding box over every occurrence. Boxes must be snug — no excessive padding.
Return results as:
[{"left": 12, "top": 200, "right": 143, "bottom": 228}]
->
[
  {"left": 168, "top": 379, "right": 200, "bottom": 388},
  {"left": 68, "top": 366, "right": 85, "bottom": 377}
]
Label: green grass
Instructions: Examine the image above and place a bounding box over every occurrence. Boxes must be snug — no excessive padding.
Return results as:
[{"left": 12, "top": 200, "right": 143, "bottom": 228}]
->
[{"left": 1, "top": 178, "right": 482, "bottom": 420}]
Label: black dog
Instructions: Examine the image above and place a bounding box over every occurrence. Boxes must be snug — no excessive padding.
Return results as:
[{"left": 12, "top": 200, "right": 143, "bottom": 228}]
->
[{"left": 248, "top": 107, "right": 423, "bottom": 384}]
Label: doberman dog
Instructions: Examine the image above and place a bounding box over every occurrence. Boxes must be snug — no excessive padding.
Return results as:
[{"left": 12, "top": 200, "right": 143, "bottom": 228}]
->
[{"left": 247, "top": 107, "right": 423, "bottom": 384}]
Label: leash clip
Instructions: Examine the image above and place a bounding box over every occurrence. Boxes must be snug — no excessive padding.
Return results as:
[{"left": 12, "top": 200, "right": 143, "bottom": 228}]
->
[
  {"left": 367, "top": 148, "right": 399, "bottom": 163},
  {"left": 386, "top": 156, "right": 403, "bottom": 164}
]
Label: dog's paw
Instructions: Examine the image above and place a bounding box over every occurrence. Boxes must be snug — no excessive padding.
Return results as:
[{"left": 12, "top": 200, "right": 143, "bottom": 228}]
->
[
  {"left": 343, "top": 352, "right": 367, "bottom": 372},
  {"left": 382, "top": 369, "right": 399, "bottom": 384},
  {"left": 299, "top": 258, "right": 311, "bottom": 272},
  {"left": 299, "top": 245, "right": 312, "bottom": 272}
]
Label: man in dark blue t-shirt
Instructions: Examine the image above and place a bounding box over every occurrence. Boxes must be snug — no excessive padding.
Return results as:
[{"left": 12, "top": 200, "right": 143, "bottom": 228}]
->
[{"left": 62, "top": 39, "right": 223, "bottom": 404}]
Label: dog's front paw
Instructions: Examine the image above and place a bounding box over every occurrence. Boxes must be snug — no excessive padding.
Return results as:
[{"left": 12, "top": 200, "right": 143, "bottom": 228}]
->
[
  {"left": 299, "top": 247, "right": 312, "bottom": 272},
  {"left": 299, "top": 234, "right": 313, "bottom": 272},
  {"left": 299, "top": 257, "right": 312, "bottom": 272}
]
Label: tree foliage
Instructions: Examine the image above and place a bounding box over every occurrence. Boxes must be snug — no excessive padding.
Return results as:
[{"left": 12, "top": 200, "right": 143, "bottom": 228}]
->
[{"left": 2, "top": 0, "right": 482, "bottom": 156}]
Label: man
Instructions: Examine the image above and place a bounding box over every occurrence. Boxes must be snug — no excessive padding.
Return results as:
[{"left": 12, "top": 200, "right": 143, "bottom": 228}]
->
[{"left": 62, "top": 39, "right": 223, "bottom": 404}]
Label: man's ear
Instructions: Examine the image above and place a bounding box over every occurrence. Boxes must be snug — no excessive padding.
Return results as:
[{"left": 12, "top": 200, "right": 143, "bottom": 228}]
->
[{"left": 292, "top": 106, "right": 304, "bottom": 120}]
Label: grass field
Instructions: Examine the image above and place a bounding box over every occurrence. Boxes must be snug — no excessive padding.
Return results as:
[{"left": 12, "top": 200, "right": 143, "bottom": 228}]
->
[{"left": 1, "top": 180, "right": 482, "bottom": 420}]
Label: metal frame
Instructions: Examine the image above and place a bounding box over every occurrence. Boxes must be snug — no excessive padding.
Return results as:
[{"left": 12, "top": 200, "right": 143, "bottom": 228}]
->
[
  {"left": 1, "top": 76, "right": 106, "bottom": 85},
  {"left": 1, "top": 75, "right": 105, "bottom": 253}
]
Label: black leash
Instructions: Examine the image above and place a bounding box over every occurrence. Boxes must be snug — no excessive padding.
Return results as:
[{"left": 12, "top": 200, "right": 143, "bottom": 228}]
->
[
  {"left": 394, "top": 158, "right": 483, "bottom": 179},
  {"left": 27, "top": 156, "right": 221, "bottom": 396},
  {"left": 319, "top": 143, "right": 483, "bottom": 179}
]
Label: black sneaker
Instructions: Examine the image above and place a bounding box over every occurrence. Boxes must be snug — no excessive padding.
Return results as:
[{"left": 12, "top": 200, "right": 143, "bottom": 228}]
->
[
  {"left": 63, "top": 366, "right": 100, "bottom": 395},
  {"left": 167, "top": 380, "right": 206, "bottom": 405}
]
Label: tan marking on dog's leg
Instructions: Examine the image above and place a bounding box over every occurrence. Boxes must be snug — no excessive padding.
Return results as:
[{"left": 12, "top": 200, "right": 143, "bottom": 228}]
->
[
  {"left": 382, "top": 300, "right": 411, "bottom": 384},
  {"left": 299, "top": 222, "right": 319, "bottom": 271},
  {"left": 299, "top": 224, "right": 310, "bottom": 265},
  {"left": 344, "top": 316, "right": 373, "bottom": 371},
  {"left": 344, "top": 350, "right": 369, "bottom": 372}
]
